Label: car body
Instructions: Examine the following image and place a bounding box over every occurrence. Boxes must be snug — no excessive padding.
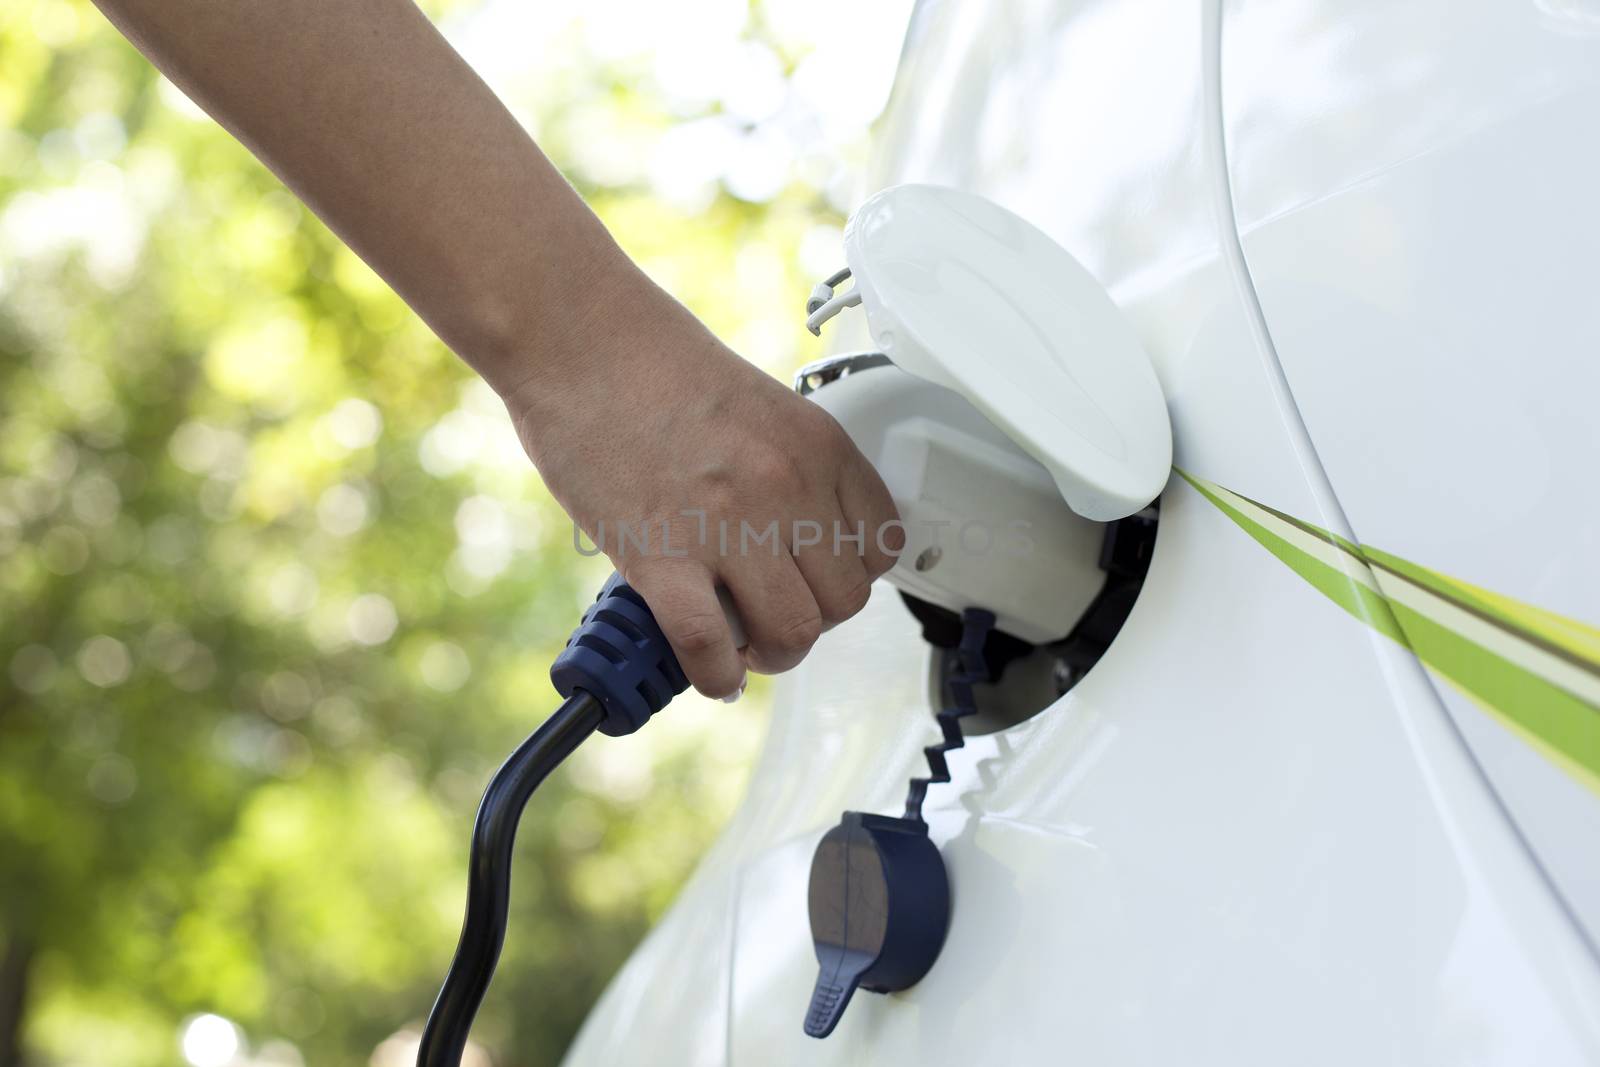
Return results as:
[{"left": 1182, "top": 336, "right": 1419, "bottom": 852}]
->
[{"left": 564, "top": 2, "right": 1600, "bottom": 1062}]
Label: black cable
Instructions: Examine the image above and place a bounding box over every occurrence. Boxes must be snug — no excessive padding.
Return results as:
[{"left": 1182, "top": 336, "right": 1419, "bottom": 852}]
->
[
  {"left": 417, "top": 691, "right": 605, "bottom": 1067},
  {"left": 902, "top": 608, "right": 994, "bottom": 822}
]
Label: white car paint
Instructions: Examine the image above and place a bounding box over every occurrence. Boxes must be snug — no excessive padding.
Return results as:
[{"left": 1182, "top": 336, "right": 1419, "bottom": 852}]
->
[
  {"left": 1220, "top": 0, "right": 1600, "bottom": 949},
  {"left": 561, "top": 2, "right": 1600, "bottom": 1063}
]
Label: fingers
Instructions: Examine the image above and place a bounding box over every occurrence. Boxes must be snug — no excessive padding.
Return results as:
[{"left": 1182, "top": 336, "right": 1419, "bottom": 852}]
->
[
  {"left": 611, "top": 401, "right": 899, "bottom": 689},
  {"left": 721, "top": 552, "right": 822, "bottom": 675},
  {"left": 833, "top": 446, "right": 903, "bottom": 579},
  {"left": 625, "top": 560, "right": 746, "bottom": 699},
  {"left": 792, "top": 509, "right": 872, "bottom": 629}
]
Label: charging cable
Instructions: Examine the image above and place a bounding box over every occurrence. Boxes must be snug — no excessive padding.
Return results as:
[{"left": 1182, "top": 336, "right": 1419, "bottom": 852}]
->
[
  {"left": 416, "top": 573, "right": 995, "bottom": 1059},
  {"left": 417, "top": 574, "right": 692, "bottom": 1067}
]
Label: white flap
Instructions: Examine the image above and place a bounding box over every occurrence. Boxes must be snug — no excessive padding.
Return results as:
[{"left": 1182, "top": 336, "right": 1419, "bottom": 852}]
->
[{"left": 843, "top": 184, "right": 1172, "bottom": 520}]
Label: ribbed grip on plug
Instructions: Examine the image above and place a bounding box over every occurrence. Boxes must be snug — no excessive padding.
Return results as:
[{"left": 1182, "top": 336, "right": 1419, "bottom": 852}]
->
[{"left": 550, "top": 574, "right": 689, "bottom": 736}]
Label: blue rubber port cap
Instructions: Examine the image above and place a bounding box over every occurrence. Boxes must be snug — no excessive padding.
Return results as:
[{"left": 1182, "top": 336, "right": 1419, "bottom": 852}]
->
[
  {"left": 549, "top": 573, "right": 690, "bottom": 736},
  {"left": 804, "top": 812, "right": 950, "bottom": 1038}
]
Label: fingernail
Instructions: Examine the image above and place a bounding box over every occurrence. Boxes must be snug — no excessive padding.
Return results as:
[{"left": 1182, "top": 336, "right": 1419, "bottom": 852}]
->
[{"left": 721, "top": 676, "right": 748, "bottom": 704}]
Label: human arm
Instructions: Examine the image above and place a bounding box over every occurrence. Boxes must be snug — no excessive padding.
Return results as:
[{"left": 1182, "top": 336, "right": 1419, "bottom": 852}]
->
[{"left": 90, "top": 0, "right": 901, "bottom": 697}]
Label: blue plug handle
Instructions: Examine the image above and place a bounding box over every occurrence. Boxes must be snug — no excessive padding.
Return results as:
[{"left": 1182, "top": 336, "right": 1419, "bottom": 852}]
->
[{"left": 549, "top": 573, "right": 691, "bottom": 736}]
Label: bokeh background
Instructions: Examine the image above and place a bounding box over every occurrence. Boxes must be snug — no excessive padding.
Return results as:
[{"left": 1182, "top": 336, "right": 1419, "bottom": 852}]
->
[{"left": 0, "top": 1, "right": 912, "bottom": 1063}]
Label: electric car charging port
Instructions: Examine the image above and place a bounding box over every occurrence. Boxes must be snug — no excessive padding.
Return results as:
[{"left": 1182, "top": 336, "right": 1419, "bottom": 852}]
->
[
  {"left": 903, "top": 503, "right": 1159, "bottom": 735},
  {"left": 795, "top": 186, "right": 1173, "bottom": 1040}
]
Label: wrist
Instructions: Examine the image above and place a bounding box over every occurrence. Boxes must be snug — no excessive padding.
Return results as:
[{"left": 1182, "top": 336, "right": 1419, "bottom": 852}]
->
[
  {"left": 459, "top": 224, "right": 644, "bottom": 400},
  {"left": 494, "top": 257, "right": 705, "bottom": 460}
]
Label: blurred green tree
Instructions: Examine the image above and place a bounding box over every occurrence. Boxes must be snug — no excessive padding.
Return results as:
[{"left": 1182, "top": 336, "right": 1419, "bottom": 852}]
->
[{"left": 0, "top": 0, "right": 905, "bottom": 1062}]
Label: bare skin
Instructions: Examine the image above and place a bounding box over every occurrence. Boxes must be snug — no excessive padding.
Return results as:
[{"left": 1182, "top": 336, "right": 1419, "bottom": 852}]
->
[{"left": 90, "top": 0, "right": 901, "bottom": 699}]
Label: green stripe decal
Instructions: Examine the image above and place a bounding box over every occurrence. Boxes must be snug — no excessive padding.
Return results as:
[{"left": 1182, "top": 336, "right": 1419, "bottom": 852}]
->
[
  {"left": 1177, "top": 469, "right": 1600, "bottom": 795},
  {"left": 1177, "top": 471, "right": 1406, "bottom": 644}
]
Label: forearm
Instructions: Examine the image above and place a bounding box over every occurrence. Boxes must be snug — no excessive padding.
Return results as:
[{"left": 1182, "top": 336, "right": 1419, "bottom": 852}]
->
[
  {"left": 92, "top": 0, "right": 638, "bottom": 396},
  {"left": 90, "top": 0, "right": 905, "bottom": 698}
]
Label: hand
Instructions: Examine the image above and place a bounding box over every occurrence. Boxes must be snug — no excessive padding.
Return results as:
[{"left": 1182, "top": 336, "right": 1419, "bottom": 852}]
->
[{"left": 504, "top": 267, "right": 902, "bottom": 700}]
